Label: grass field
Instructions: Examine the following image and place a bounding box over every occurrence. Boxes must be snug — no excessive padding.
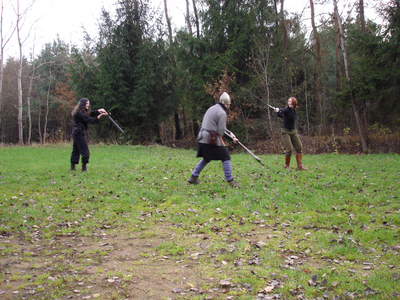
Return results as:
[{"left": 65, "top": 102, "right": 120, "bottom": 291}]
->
[{"left": 0, "top": 144, "right": 399, "bottom": 299}]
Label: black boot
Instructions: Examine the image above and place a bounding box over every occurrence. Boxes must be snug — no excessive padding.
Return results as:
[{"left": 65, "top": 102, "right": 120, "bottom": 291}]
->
[
  {"left": 188, "top": 175, "right": 199, "bottom": 184},
  {"left": 228, "top": 179, "right": 239, "bottom": 187},
  {"left": 82, "top": 163, "right": 87, "bottom": 172},
  {"left": 71, "top": 163, "right": 76, "bottom": 171}
]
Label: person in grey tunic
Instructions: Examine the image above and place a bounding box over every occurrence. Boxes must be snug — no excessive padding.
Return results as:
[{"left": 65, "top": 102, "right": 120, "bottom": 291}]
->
[{"left": 188, "top": 92, "right": 239, "bottom": 186}]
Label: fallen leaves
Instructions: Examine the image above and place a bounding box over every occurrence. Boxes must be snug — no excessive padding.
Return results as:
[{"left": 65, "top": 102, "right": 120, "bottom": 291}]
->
[
  {"left": 308, "top": 274, "right": 328, "bottom": 288},
  {"left": 393, "top": 273, "right": 399, "bottom": 280}
]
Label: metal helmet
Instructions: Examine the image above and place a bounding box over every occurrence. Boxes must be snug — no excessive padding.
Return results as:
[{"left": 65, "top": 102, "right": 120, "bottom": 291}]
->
[{"left": 219, "top": 92, "right": 231, "bottom": 105}]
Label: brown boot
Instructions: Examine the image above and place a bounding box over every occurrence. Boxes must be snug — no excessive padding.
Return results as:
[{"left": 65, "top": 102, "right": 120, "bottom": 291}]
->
[
  {"left": 71, "top": 163, "right": 76, "bottom": 171},
  {"left": 296, "top": 153, "right": 308, "bottom": 170},
  {"left": 285, "top": 156, "right": 291, "bottom": 170},
  {"left": 188, "top": 175, "right": 199, "bottom": 184},
  {"left": 82, "top": 163, "right": 88, "bottom": 172}
]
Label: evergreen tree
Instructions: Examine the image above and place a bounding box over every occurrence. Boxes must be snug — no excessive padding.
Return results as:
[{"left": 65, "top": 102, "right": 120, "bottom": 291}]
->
[{"left": 71, "top": 0, "right": 176, "bottom": 143}]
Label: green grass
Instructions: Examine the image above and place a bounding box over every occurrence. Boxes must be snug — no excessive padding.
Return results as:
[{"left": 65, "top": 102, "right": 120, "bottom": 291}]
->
[{"left": 0, "top": 144, "right": 399, "bottom": 299}]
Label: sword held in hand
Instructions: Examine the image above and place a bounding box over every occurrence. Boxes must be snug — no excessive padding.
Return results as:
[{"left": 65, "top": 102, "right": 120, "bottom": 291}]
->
[
  {"left": 267, "top": 104, "right": 277, "bottom": 110},
  {"left": 107, "top": 113, "right": 124, "bottom": 133},
  {"left": 225, "top": 130, "right": 264, "bottom": 166}
]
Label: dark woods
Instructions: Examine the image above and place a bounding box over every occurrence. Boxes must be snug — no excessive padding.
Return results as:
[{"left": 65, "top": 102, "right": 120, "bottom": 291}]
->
[{"left": 1, "top": 0, "right": 399, "bottom": 154}]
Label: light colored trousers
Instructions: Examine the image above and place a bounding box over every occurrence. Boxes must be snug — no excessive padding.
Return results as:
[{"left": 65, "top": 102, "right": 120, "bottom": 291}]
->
[{"left": 281, "top": 128, "right": 303, "bottom": 156}]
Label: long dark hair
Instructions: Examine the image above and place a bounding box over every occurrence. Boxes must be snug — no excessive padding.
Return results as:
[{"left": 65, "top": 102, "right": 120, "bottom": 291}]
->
[{"left": 71, "top": 98, "right": 90, "bottom": 116}]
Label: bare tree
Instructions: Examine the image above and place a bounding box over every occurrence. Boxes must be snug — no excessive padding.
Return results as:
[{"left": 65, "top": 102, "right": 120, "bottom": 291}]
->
[
  {"left": 43, "top": 66, "right": 51, "bottom": 144},
  {"left": 333, "top": 11, "right": 341, "bottom": 92},
  {"left": 13, "top": 0, "right": 36, "bottom": 145},
  {"left": 163, "top": 0, "right": 182, "bottom": 140},
  {"left": 0, "top": 0, "right": 16, "bottom": 141},
  {"left": 310, "top": 0, "right": 323, "bottom": 128},
  {"left": 163, "top": 0, "right": 173, "bottom": 44},
  {"left": 253, "top": 43, "right": 275, "bottom": 133},
  {"left": 334, "top": 0, "right": 367, "bottom": 152},
  {"left": 192, "top": 0, "right": 199, "bottom": 38},
  {"left": 280, "top": 0, "right": 287, "bottom": 52},
  {"left": 358, "top": 0, "right": 368, "bottom": 145},
  {"left": 186, "top": 0, "right": 192, "bottom": 35},
  {"left": 359, "top": 0, "right": 366, "bottom": 33},
  {"left": 26, "top": 38, "right": 37, "bottom": 145}
]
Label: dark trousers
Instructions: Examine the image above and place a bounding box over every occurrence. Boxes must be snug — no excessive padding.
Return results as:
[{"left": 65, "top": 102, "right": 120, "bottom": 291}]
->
[{"left": 70, "top": 134, "right": 90, "bottom": 164}]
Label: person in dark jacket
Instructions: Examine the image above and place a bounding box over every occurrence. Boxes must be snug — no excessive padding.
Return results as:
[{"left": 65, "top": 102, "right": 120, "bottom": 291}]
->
[
  {"left": 188, "top": 92, "right": 239, "bottom": 186},
  {"left": 275, "top": 97, "right": 308, "bottom": 170},
  {"left": 70, "top": 98, "right": 108, "bottom": 171}
]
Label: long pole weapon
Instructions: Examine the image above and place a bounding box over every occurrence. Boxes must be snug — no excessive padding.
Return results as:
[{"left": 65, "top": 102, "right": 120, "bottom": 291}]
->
[
  {"left": 225, "top": 130, "right": 264, "bottom": 166},
  {"left": 107, "top": 114, "right": 124, "bottom": 133}
]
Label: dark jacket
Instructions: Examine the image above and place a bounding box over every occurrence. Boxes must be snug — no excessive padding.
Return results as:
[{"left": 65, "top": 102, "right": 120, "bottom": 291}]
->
[
  {"left": 277, "top": 107, "right": 297, "bottom": 130},
  {"left": 72, "top": 110, "right": 99, "bottom": 135}
]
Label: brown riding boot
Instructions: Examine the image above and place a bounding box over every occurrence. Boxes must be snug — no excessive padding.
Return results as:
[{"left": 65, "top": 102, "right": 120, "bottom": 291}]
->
[
  {"left": 82, "top": 163, "right": 88, "bottom": 172},
  {"left": 296, "top": 153, "right": 308, "bottom": 170},
  {"left": 71, "top": 163, "right": 76, "bottom": 171},
  {"left": 285, "top": 156, "right": 291, "bottom": 170}
]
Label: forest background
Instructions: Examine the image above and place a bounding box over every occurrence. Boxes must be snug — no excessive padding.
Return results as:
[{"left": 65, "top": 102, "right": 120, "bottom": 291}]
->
[{"left": 0, "top": 0, "right": 399, "bottom": 154}]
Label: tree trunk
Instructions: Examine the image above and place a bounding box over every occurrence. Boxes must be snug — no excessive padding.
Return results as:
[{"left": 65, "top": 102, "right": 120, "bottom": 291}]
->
[
  {"left": 185, "top": 0, "right": 192, "bottom": 35},
  {"left": 163, "top": 0, "right": 173, "bottom": 44},
  {"left": 27, "top": 67, "right": 33, "bottom": 145},
  {"left": 359, "top": 0, "right": 368, "bottom": 143},
  {"left": 192, "top": 0, "right": 199, "bottom": 38},
  {"left": 16, "top": 1, "right": 24, "bottom": 146},
  {"left": 0, "top": 0, "right": 16, "bottom": 142},
  {"left": 359, "top": 0, "right": 366, "bottom": 33},
  {"left": 27, "top": 47, "right": 36, "bottom": 145},
  {"left": 334, "top": 0, "right": 367, "bottom": 152},
  {"left": 334, "top": 11, "right": 341, "bottom": 92},
  {"left": 362, "top": 100, "right": 369, "bottom": 145},
  {"left": 14, "top": 0, "right": 36, "bottom": 145},
  {"left": 310, "top": 0, "right": 323, "bottom": 125},
  {"left": 44, "top": 69, "right": 51, "bottom": 144},
  {"left": 174, "top": 112, "right": 181, "bottom": 140},
  {"left": 280, "top": 0, "right": 287, "bottom": 52},
  {"left": 163, "top": 0, "right": 181, "bottom": 141},
  {"left": 38, "top": 106, "right": 42, "bottom": 143},
  {"left": 304, "top": 62, "right": 310, "bottom": 133}
]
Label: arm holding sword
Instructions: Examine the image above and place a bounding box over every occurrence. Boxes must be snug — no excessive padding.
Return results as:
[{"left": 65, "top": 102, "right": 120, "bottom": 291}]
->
[
  {"left": 187, "top": 92, "right": 239, "bottom": 186},
  {"left": 70, "top": 98, "right": 110, "bottom": 172},
  {"left": 94, "top": 109, "right": 125, "bottom": 134},
  {"left": 225, "top": 129, "right": 238, "bottom": 144},
  {"left": 269, "top": 97, "right": 308, "bottom": 171}
]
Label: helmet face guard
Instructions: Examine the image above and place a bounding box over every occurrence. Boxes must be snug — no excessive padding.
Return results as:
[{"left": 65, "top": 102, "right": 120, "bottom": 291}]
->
[{"left": 219, "top": 92, "right": 231, "bottom": 104}]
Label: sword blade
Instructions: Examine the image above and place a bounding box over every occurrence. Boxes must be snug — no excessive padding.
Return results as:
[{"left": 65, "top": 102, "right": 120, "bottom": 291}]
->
[
  {"left": 237, "top": 141, "right": 264, "bottom": 165},
  {"left": 108, "top": 116, "right": 124, "bottom": 133},
  {"left": 225, "top": 130, "right": 264, "bottom": 165}
]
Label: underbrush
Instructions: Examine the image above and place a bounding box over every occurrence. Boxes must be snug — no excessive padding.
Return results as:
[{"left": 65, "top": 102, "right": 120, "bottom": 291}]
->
[{"left": 164, "top": 133, "right": 400, "bottom": 155}]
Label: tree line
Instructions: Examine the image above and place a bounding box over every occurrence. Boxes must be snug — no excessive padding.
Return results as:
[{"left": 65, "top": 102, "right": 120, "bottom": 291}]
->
[{"left": 0, "top": 0, "right": 399, "bottom": 153}]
